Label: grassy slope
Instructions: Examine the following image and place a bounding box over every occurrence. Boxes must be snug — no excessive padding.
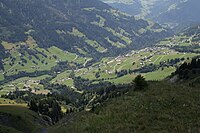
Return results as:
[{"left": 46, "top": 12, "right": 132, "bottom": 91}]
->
[
  {"left": 106, "top": 74, "right": 136, "bottom": 84},
  {"left": 49, "top": 81, "right": 200, "bottom": 133},
  {"left": 1, "top": 41, "right": 85, "bottom": 77},
  {"left": 0, "top": 105, "right": 45, "bottom": 133},
  {"left": 0, "top": 75, "right": 50, "bottom": 95},
  {"left": 0, "top": 125, "right": 21, "bottom": 133},
  {"left": 144, "top": 67, "right": 176, "bottom": 81}
]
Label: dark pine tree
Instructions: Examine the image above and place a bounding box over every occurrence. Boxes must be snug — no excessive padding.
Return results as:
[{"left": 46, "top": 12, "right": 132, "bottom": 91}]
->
[
  {"left": 29, "top": 99, "right": 38, "bottom": 112},
  {"left": 133, "top": 75, "right": 148, "bottom": 90}
]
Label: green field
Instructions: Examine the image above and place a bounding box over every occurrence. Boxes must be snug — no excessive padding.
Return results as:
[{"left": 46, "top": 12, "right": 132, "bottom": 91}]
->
[
  {"left": 47, "top": 46, "right": 77, "bottom": 61},
  {"left": 106, "top": 74, "right": 136, "bottom": 84},
  {"left": 0, "top": 75, "right": 50, "bottom": 95},
  {"left": 2, "top": 43, "right": 86, "bottom": 76},
  {"left": 145, "top": 67, "right": 176, "bottom": 81},
  {"left": 0, "top": 73, "right": 4, "bottom": 81},
  {"left": 0, "top": 98, "right": 18, "bottom": 105},
  {"left": 157, "top": 35, "right": 200, "bottom": 53},
  {"left": 51, "top": 70, "right": 74, "bottom": 87},
  {"left": 0, "top": 39, "right": 199, "bottom": 94}
]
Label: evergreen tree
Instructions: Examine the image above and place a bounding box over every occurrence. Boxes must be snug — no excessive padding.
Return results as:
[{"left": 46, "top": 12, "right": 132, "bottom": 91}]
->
[
  {"left": 51, "top": 100, "right": 62, "bottom": 122},
  {"left": 29, "top": 99, "right": 38, "bottom": 112},
  {"left": 133, "top": 75, "right": 148, "bottom": 90}
]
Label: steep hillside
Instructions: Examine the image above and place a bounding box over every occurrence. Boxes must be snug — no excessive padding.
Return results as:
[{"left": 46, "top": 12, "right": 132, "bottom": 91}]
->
[
  {"left": 102, "top": 0, "right": 141, "bottom": 15},
  {"left": 0, "top": 105, "right": 48, "bottom": 133},
  {"left": 49, "top": 81, "right": 200, "bottom": 133},
  {"left": 0, "top": 0, "right": 170, "bottom": 62},
  {"left": 48, "top": 59, "right": 198, "bottom": 132},
  {"left": 2, "top": 77, "right": 200, "bottom": 133},
  {"left": 102, "top": 0, "right": 200, "bottom": 28},
  {"left": 155, "top": 0, "right": 200, "bottom": 27}
]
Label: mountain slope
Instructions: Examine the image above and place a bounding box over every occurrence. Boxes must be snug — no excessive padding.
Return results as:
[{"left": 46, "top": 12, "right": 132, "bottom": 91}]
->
[
  {"left": 0, "top": 0, "right": 170, "bottom": 62},
  {"left": 102, "top": 0, "right": 200, "bottom": 28},
  {"left": 49, "top": 81, "right": 200, "bottom": 133},
  {"left": 156, "top": 0, "right": 200, "bottom": 27},
  {"left": 0, "top": 105, "right": 48, "bottom": 133}
]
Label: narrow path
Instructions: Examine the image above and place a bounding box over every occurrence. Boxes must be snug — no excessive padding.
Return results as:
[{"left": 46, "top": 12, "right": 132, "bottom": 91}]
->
[
  {"left": 116, "top": 58, "right": 129, "bottom": 71},
  {"left": 113, "top": 63, "right": 120, "bottom": 71},
  {"left": 6, "top": 63, "right": 19, "bottom": 72},
  {"left": 117, "top": 64, "right": 126, "bottom": 71},
  {"left": 158, "top": 55, "right": 164, "bottom": 62},
  {"left": 73, "top": 55, "right": 78, "bottom": 61},
  {"left": 83, "top": 59, "right": 89, "bottom": 67},
  {"left": 100, "top": 48, "right": 107, "bottom": 53},
  {"left": 153, "top": 56, "right": 161, "bottom": 64},
  {"left": 85, "top": 94, "right": 97, "bottom": 111}
]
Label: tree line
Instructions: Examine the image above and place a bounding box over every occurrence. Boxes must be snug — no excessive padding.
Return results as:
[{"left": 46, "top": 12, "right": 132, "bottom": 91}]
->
[{"left": 175, "top": 57, "right": 200, "bottom": 79}]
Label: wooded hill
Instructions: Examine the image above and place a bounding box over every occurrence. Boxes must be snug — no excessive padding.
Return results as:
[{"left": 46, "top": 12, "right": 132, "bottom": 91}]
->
[{"left": 0, "top": 0, "right": 170, "bottom": 62}]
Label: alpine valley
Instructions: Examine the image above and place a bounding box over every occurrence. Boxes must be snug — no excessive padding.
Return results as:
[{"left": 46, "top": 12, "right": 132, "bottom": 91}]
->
[{"left": 0, "top": 0, "right": 199, "bottom": 133}]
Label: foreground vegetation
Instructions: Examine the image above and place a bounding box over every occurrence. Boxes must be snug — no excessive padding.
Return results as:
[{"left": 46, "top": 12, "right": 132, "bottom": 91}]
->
[
  {"left": 0, "top": 105, "right": 46, "bottom": 133},
  {"left": 49, "top": 81, "right": 200, "bottom": 133},
  {"left": 1, "top": 78, "right": 200, "bottom": 133}
]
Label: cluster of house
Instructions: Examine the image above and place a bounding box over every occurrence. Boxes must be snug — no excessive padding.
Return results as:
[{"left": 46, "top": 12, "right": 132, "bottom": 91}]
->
[
  {"left": 31, "top": 66, "right": 40, "bottom": 69},
  {"left": 55, "top": 78, "right": 72, "bottom": 83}
]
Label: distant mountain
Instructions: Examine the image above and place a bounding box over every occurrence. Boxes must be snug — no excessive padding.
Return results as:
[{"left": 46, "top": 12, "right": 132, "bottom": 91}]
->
[
  {"left": 101, "top": 0, "right": 141, "bottom": 15},
  {"left": 102, "top": 0, "right": 200, "bottom": 28},
  {"left": 155, "top": 0, "right": 200, "bottom": 27},
  {"left": 0, "top": 0, "right": 170, "bottom": 63}
]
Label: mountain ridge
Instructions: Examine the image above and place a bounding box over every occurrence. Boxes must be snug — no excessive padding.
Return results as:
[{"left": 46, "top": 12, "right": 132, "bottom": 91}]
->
[{"left": 102, "top": 0, "right": 200, "bottom": 28}]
